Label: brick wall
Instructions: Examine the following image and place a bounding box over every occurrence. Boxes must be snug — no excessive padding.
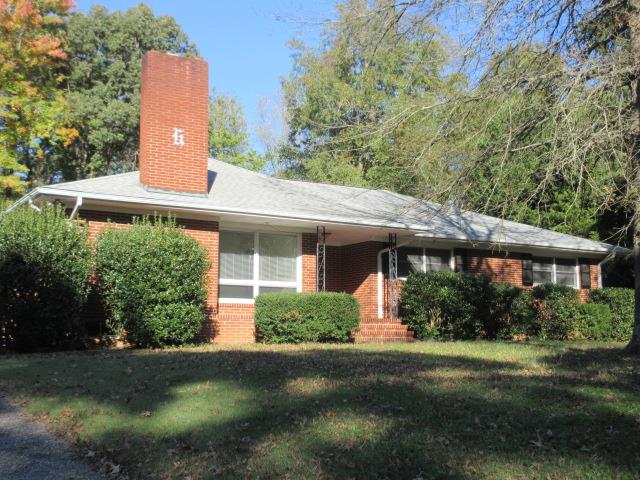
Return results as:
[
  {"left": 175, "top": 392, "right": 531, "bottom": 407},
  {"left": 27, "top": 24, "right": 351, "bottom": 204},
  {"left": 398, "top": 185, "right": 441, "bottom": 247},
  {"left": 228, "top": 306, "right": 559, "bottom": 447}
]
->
[
  {"left": 214, "top": 303, "right": 255, "bottom": 343},
  {"left": 467, "top": 249, "right": 525, "bottom": 286},
  {"left": 301, "top": 233, "right": 317, "bottom": 292},
  {"left": 339, "top": 241, "right": 386, "bottom": 319},
  {"left": 139, "top": 51, "right": 209, "bottom": 194}
]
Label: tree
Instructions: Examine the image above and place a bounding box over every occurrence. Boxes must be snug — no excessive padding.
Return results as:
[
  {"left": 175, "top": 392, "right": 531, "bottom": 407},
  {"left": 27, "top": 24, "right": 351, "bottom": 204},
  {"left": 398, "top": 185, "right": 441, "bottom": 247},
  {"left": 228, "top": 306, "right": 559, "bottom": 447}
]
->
[
  {"left": 60, "top": 4, "right": 197, "bottom": 180},
  {"left": 208, "top": 90, "right": 265, "bottom": 171},
  {"left": 281, "top": 0, "right": 464, "bottom": 193},
  {"left": 0, "top": 0, "right": 77, "bottom": 194},
  {"left": 327, "top": 0, "right": 640, "bottom": 351}
]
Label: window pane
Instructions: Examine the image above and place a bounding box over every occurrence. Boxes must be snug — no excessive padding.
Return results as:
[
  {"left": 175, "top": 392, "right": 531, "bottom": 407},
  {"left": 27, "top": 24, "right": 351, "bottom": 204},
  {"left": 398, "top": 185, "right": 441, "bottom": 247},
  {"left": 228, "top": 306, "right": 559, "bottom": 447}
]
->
[
  {"left": 220, "top": 231, "right": 254, "bottom": 280},
  {"left": 533, "top": 270, "right": 553, "bottom": 284},
  {"left": 532, "top": 257, "right": 553, "bottom": 284},
  {"left": 556, "top": 259, "right": 576, "bottom": 286},
  {"left": 259, "top": 234, "right": 297, "bottom": 282},
  {"left": 219, "top": 285, "right": 253, "bottom": 299},
  {"left": 424, "top": 249, "right": 451, "bottom": 272},
  {"left": 259, "top": 286, "right": 297, "bottom": 294},
  {"left": 398, "top": 247, "right": 423, "bottom": 277}
]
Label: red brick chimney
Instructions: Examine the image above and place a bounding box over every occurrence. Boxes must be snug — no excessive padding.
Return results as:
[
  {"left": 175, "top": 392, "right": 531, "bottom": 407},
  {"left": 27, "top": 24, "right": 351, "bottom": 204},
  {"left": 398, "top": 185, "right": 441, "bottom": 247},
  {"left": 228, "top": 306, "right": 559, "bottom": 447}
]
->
[{"left": 139, "top": 51, "right": 209, "bottom": 195}]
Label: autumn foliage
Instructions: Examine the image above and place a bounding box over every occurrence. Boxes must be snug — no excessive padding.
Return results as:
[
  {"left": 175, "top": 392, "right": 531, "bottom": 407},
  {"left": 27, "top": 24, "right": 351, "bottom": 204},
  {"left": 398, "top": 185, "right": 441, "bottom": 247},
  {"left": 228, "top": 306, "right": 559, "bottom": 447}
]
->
[{"left": 0, "top": 0, "right": 77, "bottom": 194}]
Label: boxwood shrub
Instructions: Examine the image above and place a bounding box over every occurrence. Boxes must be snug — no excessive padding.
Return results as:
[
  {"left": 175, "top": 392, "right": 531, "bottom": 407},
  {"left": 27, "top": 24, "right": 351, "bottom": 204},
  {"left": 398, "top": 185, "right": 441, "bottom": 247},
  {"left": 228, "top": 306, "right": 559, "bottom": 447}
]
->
[
  {"left": 400, "top": 271, "right": 634, "bottom": 341},
  {"left": 491, "top": 283, "right": 537, "bottom": 339},
  {"left": 532, "top": 283, "right": 581, "bottom": 340},
  {"left": 255, "top": 292, "right": 360, "bottom": 343},
  {"left": 400, "top": 272, "right": 492, "bottom": 339},
  {"left": 588, "top": 288, "right": 634, "bottom": 341},
  {"left": 575, "top": 303, "right": 614, "bottom": 340},
  {"left": 0, "top": 205, "right": 92, "bottom": 351},
  {"left": 95, "top": 216, "right": 209, "bottom": 347}
]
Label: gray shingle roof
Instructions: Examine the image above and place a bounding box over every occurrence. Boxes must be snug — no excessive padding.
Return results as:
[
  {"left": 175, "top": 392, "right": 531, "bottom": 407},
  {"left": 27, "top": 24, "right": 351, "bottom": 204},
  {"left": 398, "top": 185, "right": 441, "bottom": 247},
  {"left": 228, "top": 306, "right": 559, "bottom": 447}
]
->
[{"left": 33, "top": 158, "right": 621, "bottom": 254}]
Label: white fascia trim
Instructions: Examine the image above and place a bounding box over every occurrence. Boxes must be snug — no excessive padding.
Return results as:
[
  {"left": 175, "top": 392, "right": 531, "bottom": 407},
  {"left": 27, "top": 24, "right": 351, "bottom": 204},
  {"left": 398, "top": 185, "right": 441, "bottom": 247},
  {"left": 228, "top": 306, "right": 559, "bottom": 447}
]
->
[
  {"left": 30, "top": 187, "right": 625, "bottom": 255},
  {"left": 33, "top": 187, "right": 428, "bottom": 231}
]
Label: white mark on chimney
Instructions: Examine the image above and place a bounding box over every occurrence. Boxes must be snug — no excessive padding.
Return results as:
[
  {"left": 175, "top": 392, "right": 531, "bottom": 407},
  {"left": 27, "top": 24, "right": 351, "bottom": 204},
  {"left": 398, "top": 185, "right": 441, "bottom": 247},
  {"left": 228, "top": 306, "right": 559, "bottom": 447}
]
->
[{"left": 172, "top": 128, "right": 185, "bottom": 146}]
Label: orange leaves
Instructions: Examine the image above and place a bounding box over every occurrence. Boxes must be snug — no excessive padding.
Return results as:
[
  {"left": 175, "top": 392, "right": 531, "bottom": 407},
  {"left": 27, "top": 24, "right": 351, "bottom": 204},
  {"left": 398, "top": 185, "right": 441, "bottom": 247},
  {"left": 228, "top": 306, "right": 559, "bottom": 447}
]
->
[{"left": 0, "top": 0, "right": 74, "bottom": 193}]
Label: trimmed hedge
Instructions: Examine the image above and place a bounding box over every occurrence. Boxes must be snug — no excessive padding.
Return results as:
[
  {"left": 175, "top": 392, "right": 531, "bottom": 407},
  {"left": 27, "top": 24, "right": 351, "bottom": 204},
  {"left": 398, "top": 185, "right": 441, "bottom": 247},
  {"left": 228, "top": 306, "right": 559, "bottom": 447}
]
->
[
  {"left": 255, "top": 292, "right": 360, "bottom": 343},
  {"left": 400, "top": 271, "right": 634, "bottom": 341},
  {"left": 400, "top": 272, "right": 492, "bottom": 339},
  {"left": 588, "top": 288, "right": 634, "bottom": 341},
  {"left": 0, "top": 205, "right": 92, "bottom": 350},
  {"left": 95, "top": 216, "right": 210, "bottom": 347}
]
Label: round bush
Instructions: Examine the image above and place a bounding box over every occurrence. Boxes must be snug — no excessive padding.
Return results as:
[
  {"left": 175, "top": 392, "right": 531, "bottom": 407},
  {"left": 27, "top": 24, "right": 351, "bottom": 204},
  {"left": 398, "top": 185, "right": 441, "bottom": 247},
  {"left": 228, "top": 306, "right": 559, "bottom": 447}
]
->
[
  {"left": 255, "top": 292, "right": 360, "bottom": 343},
  {"left": 0, "top": 205, "right": 92, "bottom": 350},
  {"left": 400, "top": 272, "right": 492, "bottom": 339},
  {"left": 95, "top": 216, "right": 210, "bottom": 347}
]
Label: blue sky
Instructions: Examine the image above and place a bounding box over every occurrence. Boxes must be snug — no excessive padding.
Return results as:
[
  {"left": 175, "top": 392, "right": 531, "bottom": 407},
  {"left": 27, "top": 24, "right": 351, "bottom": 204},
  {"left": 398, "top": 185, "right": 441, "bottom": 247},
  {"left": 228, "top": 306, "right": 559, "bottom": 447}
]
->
[{"left": 74, "top": 1, "right": 337, "bottom": 150}]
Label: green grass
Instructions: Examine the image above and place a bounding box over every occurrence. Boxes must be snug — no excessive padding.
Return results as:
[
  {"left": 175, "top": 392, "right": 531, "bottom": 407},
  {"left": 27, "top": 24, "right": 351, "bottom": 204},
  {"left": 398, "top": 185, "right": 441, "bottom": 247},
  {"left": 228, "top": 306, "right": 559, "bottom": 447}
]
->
[{"left": 1, "top": 341, "right": 639, "bottom": 479}]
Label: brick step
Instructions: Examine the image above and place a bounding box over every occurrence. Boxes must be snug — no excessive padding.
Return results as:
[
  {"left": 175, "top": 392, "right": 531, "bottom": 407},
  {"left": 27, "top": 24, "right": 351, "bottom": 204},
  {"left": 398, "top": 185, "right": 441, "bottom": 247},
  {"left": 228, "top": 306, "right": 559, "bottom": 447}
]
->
[
  {"left": 354, "top": 335, "right": 417, "bottom": 343},
  {"left": 354, "top": 330, "right": 415, "bottom": 337},
  {"left": 353, "top": 330, "right": 415, "bottom": 337},
  {"left": 358, "top": 323, "right": 412, "bottom": 331},
  {"left": 359, "top": 317, "right": 405, "bottom": 325}
]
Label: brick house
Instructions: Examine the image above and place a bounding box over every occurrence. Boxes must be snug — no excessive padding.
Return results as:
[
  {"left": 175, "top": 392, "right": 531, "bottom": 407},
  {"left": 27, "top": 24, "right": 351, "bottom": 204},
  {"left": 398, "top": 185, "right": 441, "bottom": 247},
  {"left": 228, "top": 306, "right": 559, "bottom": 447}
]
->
[{"left": 9, "top": 52, "right": 625, "bottom": 342}]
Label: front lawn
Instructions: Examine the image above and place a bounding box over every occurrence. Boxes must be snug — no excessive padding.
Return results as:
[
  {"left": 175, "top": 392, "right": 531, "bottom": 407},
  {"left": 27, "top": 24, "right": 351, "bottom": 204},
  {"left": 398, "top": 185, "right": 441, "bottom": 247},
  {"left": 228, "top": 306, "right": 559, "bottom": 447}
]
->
[{"left": 1, "top": 341, "right": 639, "bottom": 479}]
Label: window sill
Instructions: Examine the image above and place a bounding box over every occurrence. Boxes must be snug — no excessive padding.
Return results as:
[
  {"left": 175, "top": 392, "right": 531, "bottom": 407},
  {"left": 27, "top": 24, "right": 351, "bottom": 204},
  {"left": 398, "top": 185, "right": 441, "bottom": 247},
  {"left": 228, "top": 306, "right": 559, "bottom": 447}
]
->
[{"left": 219, "top": 298, "right": 255, "bottom": 305}]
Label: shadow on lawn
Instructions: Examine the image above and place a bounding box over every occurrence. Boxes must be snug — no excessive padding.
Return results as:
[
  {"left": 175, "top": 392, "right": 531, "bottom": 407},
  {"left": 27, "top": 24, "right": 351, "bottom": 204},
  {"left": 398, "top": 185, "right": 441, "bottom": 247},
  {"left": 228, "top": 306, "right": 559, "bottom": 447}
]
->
[{"left": 2, "top": 346, "right": 640, "bottom": 479}]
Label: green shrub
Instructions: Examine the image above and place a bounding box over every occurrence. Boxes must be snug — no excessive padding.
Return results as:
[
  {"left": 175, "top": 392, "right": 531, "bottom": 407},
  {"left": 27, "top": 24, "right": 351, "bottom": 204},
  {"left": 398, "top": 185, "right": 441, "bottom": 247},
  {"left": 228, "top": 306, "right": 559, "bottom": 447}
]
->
[
  {"left": 0, "top": 205, "right": 92, "bottom": 350},
  {"left": 95, "top": 216, "right": 209, "bottom": 347},
  {"left": 491, "top": 283, "right": 538, "bottom": 339},
  {"left": 255, "top": 292, "right": 360, "bottom": 343},
  {"left": 588, "top": 288, "right": 634, "bottom": 341},
  {"left": 575, "top": 303, "right": 614, "bottom": 340},
  {"left": 532, "top": 283, "right": 580, "bottom": 339},
  {"left": 400, "top": 272, "right": 492, "bottom": 339}
]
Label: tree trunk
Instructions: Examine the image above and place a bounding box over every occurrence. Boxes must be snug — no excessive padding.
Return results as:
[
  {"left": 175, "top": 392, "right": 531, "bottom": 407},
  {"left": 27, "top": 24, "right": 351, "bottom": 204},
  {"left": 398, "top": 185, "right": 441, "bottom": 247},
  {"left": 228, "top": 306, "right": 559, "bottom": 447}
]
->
[{"left": 625, "top": 1, "right": 640, "bottom": 353}]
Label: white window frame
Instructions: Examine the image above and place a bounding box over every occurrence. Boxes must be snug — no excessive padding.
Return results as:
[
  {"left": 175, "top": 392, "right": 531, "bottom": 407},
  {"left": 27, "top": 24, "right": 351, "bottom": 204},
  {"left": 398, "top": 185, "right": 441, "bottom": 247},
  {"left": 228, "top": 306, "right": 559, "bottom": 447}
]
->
[
  {"left": 532, "top": 257, "right": 579, "bottom": 289},
  {"left": 219, "top": 231, "right": 302, "bottom": 304}
]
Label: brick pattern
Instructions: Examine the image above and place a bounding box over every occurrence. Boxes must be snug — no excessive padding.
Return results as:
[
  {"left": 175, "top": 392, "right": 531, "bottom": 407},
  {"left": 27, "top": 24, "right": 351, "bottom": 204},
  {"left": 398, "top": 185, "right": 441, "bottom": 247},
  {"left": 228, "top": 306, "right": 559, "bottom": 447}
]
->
[
  {"left": 78, "top": 210, "right": 219, "bottom": 339},
  {"left": 301, "top": 233, "right": 317, "bottom": 292},
  {"left": 467, "top": 249, "right": 525, "bottom": 287},
  {"left": 353, "top": 317, "right": 416, "bottom": 343},
  {"left": 139, "top": 51, "right": 209, "bottom": 194},
  {"left": 214, "top": 303, "right": 255, "bottom": 343},
  {"left": 339, "top": 241, "right": 386, "bottom": 319}
]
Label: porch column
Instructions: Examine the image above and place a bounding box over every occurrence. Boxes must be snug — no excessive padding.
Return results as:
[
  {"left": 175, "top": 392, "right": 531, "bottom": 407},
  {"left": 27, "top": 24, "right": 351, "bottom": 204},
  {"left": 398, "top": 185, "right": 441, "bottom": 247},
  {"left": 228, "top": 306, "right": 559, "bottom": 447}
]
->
[
  {"left": 387, "top": 233, "right": 399, "bottom": 318},
  {"left": 316, "top": 226, "right": 326, "bottom": 292}
]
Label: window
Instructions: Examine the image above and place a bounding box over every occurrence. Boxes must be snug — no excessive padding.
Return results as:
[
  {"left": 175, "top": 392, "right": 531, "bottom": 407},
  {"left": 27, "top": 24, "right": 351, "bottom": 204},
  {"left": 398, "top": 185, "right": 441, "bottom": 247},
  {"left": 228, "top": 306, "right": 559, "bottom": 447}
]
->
[
  {"left": 384, "top": 247, "right": 451, "bottom": 278},
  {"left": 398, "top": 247, "right": 423, "bottom": 277},
  {"left": 532, "top": 257, "right": 554, "bottom": 285},
  {"left": 555, "top": 259, "right": 578, "bottom": 287},
  {"left": 532, "top": 257, "right": 577, "bottom": 287},
  {"left": 219, "top": 231, "right": 299, "bottom": 302},
  {"left": 424, "top": 249, "right": 452, "bottom": 272}
]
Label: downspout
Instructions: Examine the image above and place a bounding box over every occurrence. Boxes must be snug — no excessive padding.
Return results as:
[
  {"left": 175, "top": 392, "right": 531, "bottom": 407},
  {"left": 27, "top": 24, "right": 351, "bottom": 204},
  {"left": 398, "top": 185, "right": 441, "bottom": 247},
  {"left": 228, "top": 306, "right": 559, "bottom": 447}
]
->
[
  {"left": 69, "top": 195, "right": 83, "bottom": 220},
  {"left": 597, "top": 250, "right": 617, "bottom": 288}
]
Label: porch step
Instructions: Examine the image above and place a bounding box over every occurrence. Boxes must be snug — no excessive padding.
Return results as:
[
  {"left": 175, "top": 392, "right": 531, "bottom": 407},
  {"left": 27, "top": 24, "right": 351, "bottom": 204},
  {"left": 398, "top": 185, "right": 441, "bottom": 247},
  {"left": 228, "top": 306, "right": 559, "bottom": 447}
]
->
[{"left": 353, "top": 317, "right": 416, "bottom": 343}]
